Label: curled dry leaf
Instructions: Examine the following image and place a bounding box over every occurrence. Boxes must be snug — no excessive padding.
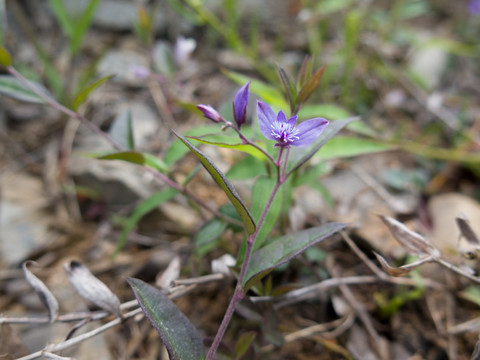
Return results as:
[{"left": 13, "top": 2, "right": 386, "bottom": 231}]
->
[
  {"left": 155, "top": 256, "right": 181, "bottom": 290},
  {"left": 373, "top": 252, "right": 412, "bottom": 277},
  {"left": 373, "top": 252, "right": 435, "bottom": 277},
  {"left": 456, "top": 214, "right": 480, "bottom": 245},
  {"left": 379, "top": 215, "right": 441, "bottom": 257},
  {"left": 211, "top": 254, "right": 236, "bottom": 276},
  {"left": 22, "top": 261, "right": 59, "bottom": 322},
  {"left": 63, "top": 261, "right": 122, "bottom": 318}
]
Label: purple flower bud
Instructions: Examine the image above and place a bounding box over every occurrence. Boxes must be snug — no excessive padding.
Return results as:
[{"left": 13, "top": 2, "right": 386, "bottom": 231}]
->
[
  {"left": 257, "top": 101, "right": 328, "bottom": 148},
  {"left": 233, "top": 82, "right": 250, "bottom": 128},
  {"left": 196, "top": 104, "right": 225, "bottom": 123}
]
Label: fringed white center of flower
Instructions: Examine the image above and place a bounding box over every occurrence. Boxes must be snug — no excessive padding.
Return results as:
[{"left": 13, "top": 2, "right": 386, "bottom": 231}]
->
[{"left": 270, "top": 121, "right": 300, "bottom": 144}]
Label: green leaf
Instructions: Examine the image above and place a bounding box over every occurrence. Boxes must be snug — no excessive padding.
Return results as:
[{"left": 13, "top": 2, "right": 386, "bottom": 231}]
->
[
  {"left": 72, "top": 74, "right": 114, "bottom": 110},
  {"left": 316, "top": 136, "right": 394, "bottom": 160},
  {"left": 288, "top": 117, "right": 359, "bottom": 175},
  {"left": 195, "top": 219, "right": 227, "bottom": 256},
  {"left": 127, "top": 278, "right": 205, "bottom": 360},
  {"left": 226, "top": 155, "right": 267, "bottom": 180},
  {"left": 164, "top": 125, "right": 218, "bottom": 166},
  {"left": 297, "top": 55, "right": 313, "bottom": 89},
  {"left": 277, "top": 65, "right": 297, "bottom": 114},
  {"left": 70, "top": 0, "right": 102, "bottom": 54},
  {"left": 117, "top": 188, "right": 177, "bottom": 255},
  {"left": 296, "top": 66, "right": 326, "bottom": 106},
  {"left": 298, "top": 103, "right": 351, "bottom": 120},
  {"left": 173, "top": 131, "right": 256, "bottom": 234},
  {"left": 243, "top": 222, "right": 347, "bottom": 289},
  {"left": 0, "top": 75, "right": 47, "bottom": 103},
  {"left": 0, "top": 45, "right": 12, "bottom": 66},
  {"left": 299, "top": 104, "right": 374, "bottom": 136},
  {"left": 234, "top": 331, "right": 257, "bottom": 359},
  {"left": 420, "top": 37, "right": 475, "bottom": 57},
  {"left": 108, "top": 109, "right": 135, "bottom": 150},
  {"left": 315, "top": 0, "right": 353, "bottom": 15},
  {"left": 48, "top": 0, "right": 74, "bottom": 37},
  {"left": 250, "top": 177, "right": 284, "bottom": 250},
  {"left": 223, "top": 70, "right": 287, "bottom": 110},
  {"left": 459, "top": 286, "right": 480, "bottom": 307},
  {"left": 187, "top": 135, "right": 268, "bottom": 161},
  {"left": 97, "top": 152, "right": 168, "bottom": 172},
  {"left": 143, "top": 153, "right": 169, "bottom": 172}
]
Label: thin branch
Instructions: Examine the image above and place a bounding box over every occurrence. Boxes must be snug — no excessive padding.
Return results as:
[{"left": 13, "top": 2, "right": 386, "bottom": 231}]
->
[
  {"left": 259, "top": 313, "right": 355, "bottom": 354},
  {"left": 16, "top": 308, "right": 143, "bottom": 360},
  {"left": 6, "top": 66, "right": 242, "bottom": 227},
  {"left": 248, "top": 274, "right": 444, "bottom": 308},
  {"left": 436, "top": 257, "right": 480, "bottom": 284},
  {"left": 327, "top": 256, "right": 389, "bottom": 360}
]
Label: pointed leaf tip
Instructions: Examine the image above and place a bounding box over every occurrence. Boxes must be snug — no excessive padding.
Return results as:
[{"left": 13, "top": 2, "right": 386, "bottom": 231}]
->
[{"left": 172, "top": 130, "right": 256, "bottom": 234}]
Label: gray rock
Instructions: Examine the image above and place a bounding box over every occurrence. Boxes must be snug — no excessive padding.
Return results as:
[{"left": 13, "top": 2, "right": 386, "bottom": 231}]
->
[
  {"left": 97, "top": 49, "right": 150, "bottom": 87},
  {"left": 0, "top": 173, "right": 50, "bottom": 265},
  {"left": 408, "top": 33, "right": 448, "bottom": 89}
]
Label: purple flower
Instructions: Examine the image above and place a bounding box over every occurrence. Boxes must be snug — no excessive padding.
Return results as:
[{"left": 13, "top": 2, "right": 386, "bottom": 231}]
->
[
  {"left": 233, "top": 82, "right": 250, "bottom": 128},
  {"left": 257, "top": 101, "right": 328, "bottom": 148},
  {"left": 468, "top": 0, "right": 480, "bottom": 15},
  {"left": 196, "top": 104, "right": 225, "bottom": 123}
]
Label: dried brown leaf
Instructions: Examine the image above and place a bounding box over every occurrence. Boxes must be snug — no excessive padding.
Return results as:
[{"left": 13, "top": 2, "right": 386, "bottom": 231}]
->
[
  {"left": 22, "top": 261, "right": 59, "bottom": 322},
  {"left": 456, "top": 214, "right": 480, "bottom": 245},
  {"left": 296, "top": 65, "right": 326, "bottom": 106},
  {"left": 379, "top": 215, "right": 440, "bottom": 257},
  {"left": 373, "top": 252, "right": 412, "bottom": 277},
  {"left": 155, "top": 256, "right": 181, "bottom": 290},
  {"left": 63, "top": 261, "right": 122, "bottom": 318}
]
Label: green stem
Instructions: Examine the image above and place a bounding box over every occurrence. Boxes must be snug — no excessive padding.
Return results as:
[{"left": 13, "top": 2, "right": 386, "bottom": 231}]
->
[
  {"left": 230, "top": 125, "right": 277, "bottom": 165},
  {"left": 206, "top": 150, "right": 284, "bottom": 359}
]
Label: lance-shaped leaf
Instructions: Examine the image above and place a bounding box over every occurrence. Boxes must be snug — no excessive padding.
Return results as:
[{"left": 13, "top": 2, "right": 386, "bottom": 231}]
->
[
  {"left": 97, "top": 151, "right": 168, "bottom": 172},
  {"left": 23, "top": 261, "right": 59, "bottom": 322},
  {"left": 173, "top": 130, "right": 256, "bottom": 235},
  {"left": 379, "top": 215, "right": 441, "bottom": 257},
  {"left": 64, "top": 261, "right": 122, "bottom": 318},
  {"left": 296, "top": 66, "right": 326, "bottom": 106},
  {"left": 288, "top": 117, "right": 359, "bottom": 175},
  {"left": 72, "top": 74, "right": 115, "bottom": 110},
  {"left": 116, "top": 188, "right": 178, "bottom": 256},
  {"left": 127, "top": 277, "right": 206, "bottom": 360},
  {"left": 277, "top": 65, "right": 297, "bottom": 115},
  {"left": 243, "top": 222, "right": 347, "bottom": 289},
  {"left": 187, "top": 135, "right": 268, "bottom": 161},
  {"left": 0, "top": 75, "right": 48, "bottom": 104},
  {"left": 109, "top": 109, "right": 135, "bottom": 150},
  {"left": 0, "top": 46, "right": 12, "bottom": 67},
  {"left": 297, "top": 55, "right": 313, "bottom": 90}
]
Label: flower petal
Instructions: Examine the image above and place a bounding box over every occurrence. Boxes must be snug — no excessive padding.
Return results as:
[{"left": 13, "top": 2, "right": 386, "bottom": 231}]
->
[
  {"left": 287, "top": 115, "right": 298, "bottom": 127},
  {"left": 290, "top": 118, "right": 329, "bottom": 147},
  {"left": 233, "top": 82, "right": 250, "bottom": 127},
  {"left": 277, "top": 110, "right": 287, "bottom": 123},
  {"left": 257, "top": 101, "right": 278, "bottom": 141}
]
